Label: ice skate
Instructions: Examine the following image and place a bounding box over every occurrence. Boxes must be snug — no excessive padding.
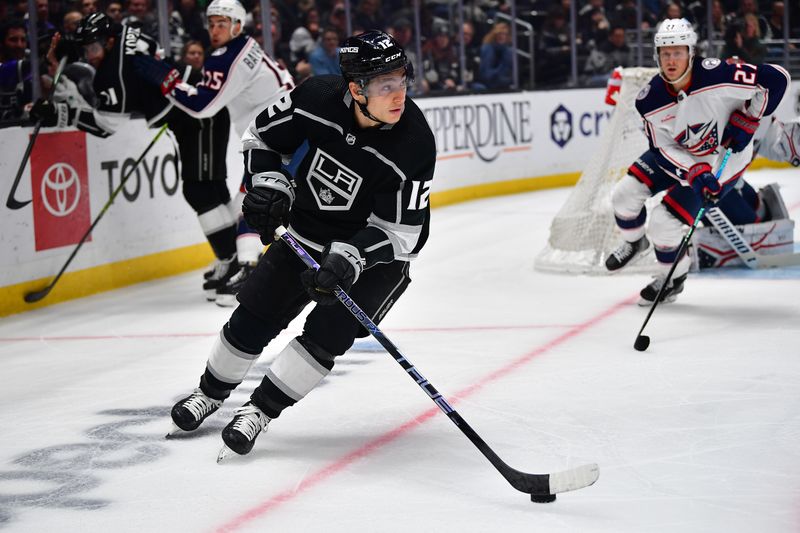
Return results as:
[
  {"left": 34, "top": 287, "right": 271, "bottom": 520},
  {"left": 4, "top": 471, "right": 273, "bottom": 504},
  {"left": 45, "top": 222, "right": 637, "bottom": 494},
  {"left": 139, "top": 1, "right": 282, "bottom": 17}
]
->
[
  {"left": 217, "top": 402, "right": 270, "bottom": 460},
  {"left": 638, "top": 274, "right": 686, "bottom": 306},
  {"left": 167, "top": 388, "right": 224, "bottom": 437},
  {"left": 214, "top": 263, "right": 256, "bottom": 308},
  {"left": 605, "top": 236, "right": 650, "bottom": 271},
  {"left": 202, "top": 258, "right": 222, "bottom": 280},
  {"left": 202, "top": 256, "right": 239, "bottom": 301}
]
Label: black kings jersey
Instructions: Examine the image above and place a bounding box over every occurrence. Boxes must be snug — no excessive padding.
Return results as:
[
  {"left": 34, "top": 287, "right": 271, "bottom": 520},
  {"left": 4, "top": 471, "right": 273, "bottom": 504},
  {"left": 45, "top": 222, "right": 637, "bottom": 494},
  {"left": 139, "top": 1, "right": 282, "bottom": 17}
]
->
[{"left": 242, "top": 75, "right": 436, "bottom": 267}]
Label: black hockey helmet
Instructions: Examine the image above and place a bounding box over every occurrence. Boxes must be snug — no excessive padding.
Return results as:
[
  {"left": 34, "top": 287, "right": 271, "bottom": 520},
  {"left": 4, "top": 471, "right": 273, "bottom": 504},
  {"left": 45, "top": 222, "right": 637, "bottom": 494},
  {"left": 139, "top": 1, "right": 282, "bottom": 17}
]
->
[
  {"left": 339, "top": 30, "right": 413, "bottom": 85},
  {"left": 75, "top": 12, "right": 118, "bottom": 45}
]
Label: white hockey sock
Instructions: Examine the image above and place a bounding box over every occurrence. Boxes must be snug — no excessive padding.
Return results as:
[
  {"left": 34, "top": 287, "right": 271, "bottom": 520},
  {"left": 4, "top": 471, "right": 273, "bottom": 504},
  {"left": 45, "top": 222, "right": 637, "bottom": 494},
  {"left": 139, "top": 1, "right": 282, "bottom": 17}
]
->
[{"left": 265, "top": 338, "right": 330, "bottom": 402}]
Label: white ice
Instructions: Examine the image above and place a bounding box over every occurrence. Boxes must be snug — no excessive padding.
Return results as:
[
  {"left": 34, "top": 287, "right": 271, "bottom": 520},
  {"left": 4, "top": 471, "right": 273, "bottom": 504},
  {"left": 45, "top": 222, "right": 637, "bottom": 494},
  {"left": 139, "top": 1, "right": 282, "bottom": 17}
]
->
[{"left": 1, "top": 168, "right": 799, "bottom": 533}]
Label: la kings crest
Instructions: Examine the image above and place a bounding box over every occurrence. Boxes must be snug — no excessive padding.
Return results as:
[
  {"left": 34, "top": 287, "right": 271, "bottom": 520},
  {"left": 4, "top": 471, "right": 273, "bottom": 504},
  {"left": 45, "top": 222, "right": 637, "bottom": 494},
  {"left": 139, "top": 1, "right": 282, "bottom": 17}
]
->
[{"left": 306, "top": 148, "right": 364, "bottom": 210}]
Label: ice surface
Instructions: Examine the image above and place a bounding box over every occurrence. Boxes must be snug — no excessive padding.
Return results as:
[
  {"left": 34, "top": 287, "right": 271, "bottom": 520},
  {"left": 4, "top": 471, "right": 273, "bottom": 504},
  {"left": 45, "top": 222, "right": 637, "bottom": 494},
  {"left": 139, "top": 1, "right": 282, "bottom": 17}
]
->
[{"left": 0, "top": 169, "right": 798, "bottom": 533}]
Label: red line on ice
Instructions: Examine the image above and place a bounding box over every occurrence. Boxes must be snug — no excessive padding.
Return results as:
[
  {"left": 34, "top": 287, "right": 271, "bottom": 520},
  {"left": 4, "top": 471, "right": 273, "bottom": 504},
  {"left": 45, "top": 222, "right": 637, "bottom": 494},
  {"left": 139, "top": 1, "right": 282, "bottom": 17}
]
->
[{"left": 213, "top": 294, "right": 638, "bottom": 533}]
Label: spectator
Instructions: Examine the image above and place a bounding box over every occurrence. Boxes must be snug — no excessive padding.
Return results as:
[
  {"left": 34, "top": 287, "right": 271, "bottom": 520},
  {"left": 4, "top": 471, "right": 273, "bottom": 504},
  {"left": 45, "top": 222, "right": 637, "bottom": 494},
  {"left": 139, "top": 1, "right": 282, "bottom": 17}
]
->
[
  {"left": 62, "top": 10, "right": 83, "bottom": 34},
  {"left": 0, "top": 19, "right": 27, "bottom": 62},
  {"left": 766, "top": 1, "right": 786, "bottom": 41},
  {"left": 387, "top": 17, "right": 419, "bottom": 86},
  {"left": 460, "top": 20, "right": 483, "bottom": 91},
  {"left": 35, "top": 0, "right": 57, "bottom": 37},
  {"left": 175, "top": 0, "right": 208, "bottom": 47},
  {"left": 584, "top": 25, "right": 632, "bottom": 86},
  {"left": 738, "top": 0, "right": 770, "bottom": 39},
  {"left": 537, "top": 6, "right": 571, "bottom": 87},
  {"left": 421, "top": 22, "right": 459, "bottom": 92},
  {"left": 353, "top": 0, "right": 386, "bottom": 32},
  {"left": 181, "top": 39, "right": 204, "bottom": 69},
  {"left": 612, "top": 0, "right": 656, "bottom": 29},
  {"left": 324, "top": 2, "right": 348, "bottom": 40},
  {"left": 308, "top": 27, "right": 341, "bottom": 76},
  {"left": 105, "top": 1, "right": 124, "bottom": 24},
  {"left": 289, "top": 7, "right": 320, "bottom": 64},
  {"left": 723, "top": 14, "right": 767, "bottom": 64},
  {"left": 122, "top": 0, "right": 158, "bottom": 37},
  {"left": 80, "top": 0, "right": 99, "bottom": 16},
  {"left": 478, "top": 21, "right": 512, "bottom": 90}
]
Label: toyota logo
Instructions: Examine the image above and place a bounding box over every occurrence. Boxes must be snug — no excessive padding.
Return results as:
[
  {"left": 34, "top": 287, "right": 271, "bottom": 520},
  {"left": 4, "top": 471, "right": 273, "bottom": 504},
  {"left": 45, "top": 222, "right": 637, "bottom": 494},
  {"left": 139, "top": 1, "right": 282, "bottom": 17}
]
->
[{"left": 41, "top": 162, "right": 81, "bottom": 217}]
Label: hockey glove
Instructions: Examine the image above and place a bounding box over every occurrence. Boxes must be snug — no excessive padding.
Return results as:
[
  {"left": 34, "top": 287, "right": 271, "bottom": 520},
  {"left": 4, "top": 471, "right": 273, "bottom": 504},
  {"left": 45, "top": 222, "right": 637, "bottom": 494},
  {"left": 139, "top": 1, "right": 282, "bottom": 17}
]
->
[
  {"left": 686, "top": 162, "right": 721, "bottom": 201},
  {"left": 130, "top": 54, "right": 181, "bottom": 95},
  {"left": 300, "top": 242, "right": 365, "bottom": 305},
  {"left": 30, "top": 98, "right": 68, "bottom": 127},
  {"left": 242, "top": 171, "right": 295, "bottom": 244},
  {"left": 722, "top": 110, "right": 759, "bottom": 153}
]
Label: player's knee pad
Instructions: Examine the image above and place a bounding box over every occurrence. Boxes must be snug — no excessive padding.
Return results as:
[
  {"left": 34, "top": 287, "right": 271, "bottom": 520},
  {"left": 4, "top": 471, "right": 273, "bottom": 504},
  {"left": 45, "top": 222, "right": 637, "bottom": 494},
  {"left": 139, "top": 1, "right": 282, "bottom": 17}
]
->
[
  {"left": 612, "top": 175, "right": 650, "bottom": 238},
  {"left": 263, "top": 337, "right": 331, "bottom": 403}
]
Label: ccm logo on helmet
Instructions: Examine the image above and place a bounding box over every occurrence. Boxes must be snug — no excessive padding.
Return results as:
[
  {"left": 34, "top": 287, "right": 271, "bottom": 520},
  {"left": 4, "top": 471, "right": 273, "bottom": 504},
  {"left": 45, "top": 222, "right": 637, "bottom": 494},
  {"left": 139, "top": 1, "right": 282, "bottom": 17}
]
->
[
  {"left": 340, "top": 46, "right": 359, "bottom": 53},
  {"left": 385, "top": 52, "right": 401, "bottom": 62}
]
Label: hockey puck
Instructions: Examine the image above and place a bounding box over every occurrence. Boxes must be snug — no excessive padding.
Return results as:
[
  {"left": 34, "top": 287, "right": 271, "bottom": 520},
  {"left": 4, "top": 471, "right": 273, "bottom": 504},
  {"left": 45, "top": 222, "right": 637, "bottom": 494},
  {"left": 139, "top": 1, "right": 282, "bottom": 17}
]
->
[
  {"left": 633, "top": 335, "right": 650, "bottom": 352},
  {"left": 530, "top": 493, "right": 557, "bottom": 503}
]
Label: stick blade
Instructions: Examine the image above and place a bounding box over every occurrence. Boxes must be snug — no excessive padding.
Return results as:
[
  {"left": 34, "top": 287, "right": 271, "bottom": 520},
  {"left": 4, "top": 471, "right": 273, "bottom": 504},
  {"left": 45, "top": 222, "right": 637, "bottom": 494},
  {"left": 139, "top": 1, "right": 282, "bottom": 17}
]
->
[
  {"left": 24, "top": 287, "right": 52, "bottom": 303},
  {"left": 634, "top": 335, "right": 650, "bottom": 352},
  {"left": 6, "top": 198, "right": 31, "bottom": 210},
  {"left": 548, "top": 463, "right": 600, "bottom": 494}
]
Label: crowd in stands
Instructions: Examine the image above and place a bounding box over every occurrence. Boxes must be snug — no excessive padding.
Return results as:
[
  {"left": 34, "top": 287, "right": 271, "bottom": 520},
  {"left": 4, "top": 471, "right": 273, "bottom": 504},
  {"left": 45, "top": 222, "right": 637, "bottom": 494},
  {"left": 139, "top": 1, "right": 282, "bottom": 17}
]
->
[{"left": 1, "top": 0, "right": 798, "bottom": 123}]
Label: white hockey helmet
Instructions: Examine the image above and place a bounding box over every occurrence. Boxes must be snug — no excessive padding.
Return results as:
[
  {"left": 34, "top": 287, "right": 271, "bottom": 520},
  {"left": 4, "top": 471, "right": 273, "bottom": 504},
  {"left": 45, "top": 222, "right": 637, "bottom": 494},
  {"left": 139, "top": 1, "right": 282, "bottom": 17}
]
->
[
  {"left": 207, "top": 0, "right": 246, "bottom": 38},
  {"left": 653, "top": 18, "right": 696, "bottom": 84}
]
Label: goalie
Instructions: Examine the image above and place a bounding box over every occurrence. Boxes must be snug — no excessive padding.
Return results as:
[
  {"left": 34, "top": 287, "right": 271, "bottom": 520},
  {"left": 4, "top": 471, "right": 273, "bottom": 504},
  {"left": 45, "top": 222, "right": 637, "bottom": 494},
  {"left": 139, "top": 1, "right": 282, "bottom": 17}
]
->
[{"left": 604, "top": 18, "right": 790, "bottom": 304}]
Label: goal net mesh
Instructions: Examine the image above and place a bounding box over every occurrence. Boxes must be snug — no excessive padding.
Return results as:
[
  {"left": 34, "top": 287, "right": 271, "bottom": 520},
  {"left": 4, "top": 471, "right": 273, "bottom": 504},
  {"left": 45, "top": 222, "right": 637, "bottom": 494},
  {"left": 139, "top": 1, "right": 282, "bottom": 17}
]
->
[{"left": 535, "top": 67, "right": 661, "bottom": 274}]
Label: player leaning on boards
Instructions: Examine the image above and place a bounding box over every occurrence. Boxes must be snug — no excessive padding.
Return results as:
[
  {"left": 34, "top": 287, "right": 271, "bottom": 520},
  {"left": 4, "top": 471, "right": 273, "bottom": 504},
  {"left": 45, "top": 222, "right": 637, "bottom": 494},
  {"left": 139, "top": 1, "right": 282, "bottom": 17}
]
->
[
  {"left": 167, "top": 31, "right": 436, "bottom": 460},
  {"left": 165, "top": 0, "right": 295, "bottom": 306},
  {"left": 29, "top": 14, "right": 233, "bottom": 297},
  {"left": 604, "top": 18, "right": 790, "bottom": 304}
]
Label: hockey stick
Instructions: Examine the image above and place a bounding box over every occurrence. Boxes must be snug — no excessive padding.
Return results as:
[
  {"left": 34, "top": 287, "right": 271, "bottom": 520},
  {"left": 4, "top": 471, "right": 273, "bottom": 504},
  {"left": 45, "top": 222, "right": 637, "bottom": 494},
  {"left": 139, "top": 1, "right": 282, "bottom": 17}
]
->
[
  {"left": 6, "top": 56, "right": 68, "bottom": 210},
  {"left": 24, "top": 123, "right": 169, "bottom": 303},
  {"left": 276, "top": 226, "right": 599, "bottom": 502},
  {"left": 634, "top": 148, "right": 732, "bottom": 352},
  {"left": 704, "top": 207, "right": 800, "bottom": 268}
]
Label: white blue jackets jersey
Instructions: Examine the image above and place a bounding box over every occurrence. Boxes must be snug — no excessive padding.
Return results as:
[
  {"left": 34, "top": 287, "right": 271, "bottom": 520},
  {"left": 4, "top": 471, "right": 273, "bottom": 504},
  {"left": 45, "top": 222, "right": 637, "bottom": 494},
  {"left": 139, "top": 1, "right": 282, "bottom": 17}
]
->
[
  {"left": 636, "top": 57, "right": 790, "bottom": 185},
  {"left": 241, "top": 75, "right": 436, "bottom": 266},
  {"left": 169, "top": 34, "right": 294, "bottom": 136}
]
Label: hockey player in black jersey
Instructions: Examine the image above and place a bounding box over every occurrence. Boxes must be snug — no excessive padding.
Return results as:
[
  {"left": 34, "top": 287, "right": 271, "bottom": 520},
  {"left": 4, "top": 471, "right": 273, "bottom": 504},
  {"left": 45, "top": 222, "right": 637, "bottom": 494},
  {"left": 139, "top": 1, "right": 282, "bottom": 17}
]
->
[
  {"left": 30, "top": 14, "right": 237, "bottom": 297},
  {"left": 169, "top": 30, "right": 437, "bottom": 458}
]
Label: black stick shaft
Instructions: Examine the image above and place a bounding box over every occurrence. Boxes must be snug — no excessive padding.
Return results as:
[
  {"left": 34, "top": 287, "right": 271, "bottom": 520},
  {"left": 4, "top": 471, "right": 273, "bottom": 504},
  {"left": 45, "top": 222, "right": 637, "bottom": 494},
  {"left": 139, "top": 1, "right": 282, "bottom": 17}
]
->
[
  {"left": 24, "top": 124, "right": 169, "bottom": 303},
  {"left": 6, "top": 57, "right": 68, "bottom": 210}
]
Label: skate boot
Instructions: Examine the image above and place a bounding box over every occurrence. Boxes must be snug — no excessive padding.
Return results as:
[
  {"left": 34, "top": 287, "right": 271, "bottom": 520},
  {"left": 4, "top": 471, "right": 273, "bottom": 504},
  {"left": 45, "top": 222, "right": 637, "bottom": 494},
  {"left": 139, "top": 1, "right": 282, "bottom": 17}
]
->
[
  {"left": 203, "top": 258, "right": 221, "bottom": 280},
  {"left": 638, "top": 274, "right": 687, "bottom": 306},
  {"left": 202, "top": 256, "right": 239, "bottom": 301},
  {"left": 169, "top": 388, "right": 224, "bottom": 434},
  {"left": 605, "top": 236, "right": 650, "bottom": 271},
  {"left": 219, "top": 402, "right": 271, "bottom": 459},
  {"left": 215, "top": 263, "right": 256, "bottom": 308}
]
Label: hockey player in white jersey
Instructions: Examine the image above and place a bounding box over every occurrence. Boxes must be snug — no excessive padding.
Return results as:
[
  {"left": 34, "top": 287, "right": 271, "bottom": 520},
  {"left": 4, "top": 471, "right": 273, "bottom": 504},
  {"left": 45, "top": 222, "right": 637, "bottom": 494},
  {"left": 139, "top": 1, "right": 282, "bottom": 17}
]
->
[
  {"left": 605, "top": 18, "right": 790, "bottom": 304},
  {"left": 168, "top": 0, "right": 295, "bottom": 306}
]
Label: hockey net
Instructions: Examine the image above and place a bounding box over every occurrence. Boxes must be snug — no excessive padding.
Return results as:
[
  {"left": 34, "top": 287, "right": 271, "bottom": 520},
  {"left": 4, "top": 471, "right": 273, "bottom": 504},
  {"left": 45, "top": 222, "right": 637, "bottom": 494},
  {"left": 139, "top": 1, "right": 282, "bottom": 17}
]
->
[{"left": 535, "top": 67, "right": 659, "bottom": 274}]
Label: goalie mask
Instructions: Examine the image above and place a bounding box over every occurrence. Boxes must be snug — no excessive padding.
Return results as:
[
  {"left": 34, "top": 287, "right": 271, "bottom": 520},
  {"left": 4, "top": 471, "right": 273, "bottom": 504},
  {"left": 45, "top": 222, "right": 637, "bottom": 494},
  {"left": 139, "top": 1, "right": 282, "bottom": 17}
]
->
[{"left": 653, "top": 18, "right": 696, "bottom": 85}]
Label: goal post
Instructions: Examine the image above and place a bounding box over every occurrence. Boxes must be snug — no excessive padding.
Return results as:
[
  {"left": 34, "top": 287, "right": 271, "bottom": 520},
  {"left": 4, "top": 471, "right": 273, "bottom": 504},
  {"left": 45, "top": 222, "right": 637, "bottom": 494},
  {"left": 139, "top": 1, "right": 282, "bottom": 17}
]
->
[{"left": 535, "top": 67, "right": 659, "bottom": 274}]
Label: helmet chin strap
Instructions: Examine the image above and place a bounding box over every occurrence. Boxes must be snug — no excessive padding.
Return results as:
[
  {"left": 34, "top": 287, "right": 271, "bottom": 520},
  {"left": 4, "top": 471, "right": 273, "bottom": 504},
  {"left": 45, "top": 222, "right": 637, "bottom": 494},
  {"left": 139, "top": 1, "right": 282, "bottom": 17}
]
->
[{"left": 356, "top": 85, "right": 386, "bottom": 126}]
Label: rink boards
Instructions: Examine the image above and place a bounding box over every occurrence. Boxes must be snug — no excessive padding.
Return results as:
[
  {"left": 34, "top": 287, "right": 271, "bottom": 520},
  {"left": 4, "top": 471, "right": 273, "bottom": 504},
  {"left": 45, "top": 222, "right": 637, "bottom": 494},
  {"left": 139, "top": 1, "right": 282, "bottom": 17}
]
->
[{"left": 2, "top": 81, "right": 797, "bottom": 316}]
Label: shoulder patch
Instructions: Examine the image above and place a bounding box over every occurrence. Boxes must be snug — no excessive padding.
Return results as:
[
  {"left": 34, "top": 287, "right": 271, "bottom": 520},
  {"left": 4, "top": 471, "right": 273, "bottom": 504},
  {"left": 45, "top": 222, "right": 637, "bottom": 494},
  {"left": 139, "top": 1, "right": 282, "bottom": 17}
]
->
[
  {"left": 636, "top": 84, "right": 651, "bottom": 100},
  {"left": 212, "top": 46, "right": 227, "bottom": 56},
  {"left": 702, "top": 58, "right": 721, "bottom": 70}
]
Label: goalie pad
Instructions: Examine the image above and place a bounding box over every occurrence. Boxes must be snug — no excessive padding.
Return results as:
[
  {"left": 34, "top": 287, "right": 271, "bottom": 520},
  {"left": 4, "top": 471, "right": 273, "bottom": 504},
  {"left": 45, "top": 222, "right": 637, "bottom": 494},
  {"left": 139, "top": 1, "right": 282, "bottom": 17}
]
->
[
  {"left": 755, "top": 117, "right": 800, "bottom": 167},
  {"left": 690, "top": 217, "right": 795, "bottom": 270}
]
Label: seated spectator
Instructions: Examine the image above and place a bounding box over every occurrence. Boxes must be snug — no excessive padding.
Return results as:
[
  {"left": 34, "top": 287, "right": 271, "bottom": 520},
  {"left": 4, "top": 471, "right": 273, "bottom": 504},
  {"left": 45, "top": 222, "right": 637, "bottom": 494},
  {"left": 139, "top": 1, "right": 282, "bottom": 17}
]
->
[
  {"left": 175, "top": 0, "right": 208, "bottom": 47},
  {"left": 723, "top": 14, "right": 767, "bottom": 64},
  {"left": 62, "top": 10, "right": 84, "bottom": 34},
  {"left": 353, "top": 0, "right": 386, "bottom": 32},
  {"left": 584, "top": 25, "right": 632, "bottom": 86},
  {"left": 80, "top": 0, "right": 99, "bottom": 16},
  {"left": 421, "top": 23, "right": 459, "bottom": 92},
  {"left": 738, "top": 0, "right": 770, "bottom": 39},
  {"left": 461, "top": 20, "right": 484, "bottom": 91},
  {"left": 289, "top": 7, "right": 320, "bottom": 65},
  {"left": 122, "top": 0, "right": 158, "bottom": 38},
  {"left": 181, "top": 39, "right": 204, "bottom": 70},
  {"left": 478, "top": 21, "right": 513, "bottom": 90},
  {"left": 0, "top": 19, "right": 30, "bottom": 121},
  {"left": 0, "top": 19, "right": 26, "bottom": 63},
  {"left": 766, "top": 1, "right": 787, "bottom": 41},
  {"left": 537, "top": 6, "right": 571, "bottom": 87},
  {"left": 308, "top": 27, "right": 341, "bottom": 76},
  {"left": 105, "top": 1, "right": 124, "bottom": 24}
]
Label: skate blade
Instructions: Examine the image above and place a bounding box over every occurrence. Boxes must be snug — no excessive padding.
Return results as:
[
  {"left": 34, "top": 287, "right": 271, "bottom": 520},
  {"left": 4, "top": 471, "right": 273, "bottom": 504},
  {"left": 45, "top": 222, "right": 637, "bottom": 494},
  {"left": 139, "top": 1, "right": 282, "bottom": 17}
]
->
[
  {"left": 217, "top": 444, "right": 236, "bottom": 463},
  {"left": 165, "top": 423, "right": 184, "bottom": 438}
]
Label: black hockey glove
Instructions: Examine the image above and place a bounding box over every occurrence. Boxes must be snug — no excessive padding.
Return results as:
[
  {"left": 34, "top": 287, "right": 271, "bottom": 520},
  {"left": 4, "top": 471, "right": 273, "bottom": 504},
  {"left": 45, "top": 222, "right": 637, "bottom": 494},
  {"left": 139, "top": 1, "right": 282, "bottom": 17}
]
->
[
  {"left": 686, "top": 162, "right": 721, "bottom": 201},
  {"left": 722, "top": 110, "right": 759, "bottom": 153},
  {"left": 29, "top": 98, "right": 59, "bottom": 126},
  {"left": 301, "top": 242, "right": 365, "bottom": 305},
  {"left": 241, "top": 171, "right": 294, "bottom": 244}
]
